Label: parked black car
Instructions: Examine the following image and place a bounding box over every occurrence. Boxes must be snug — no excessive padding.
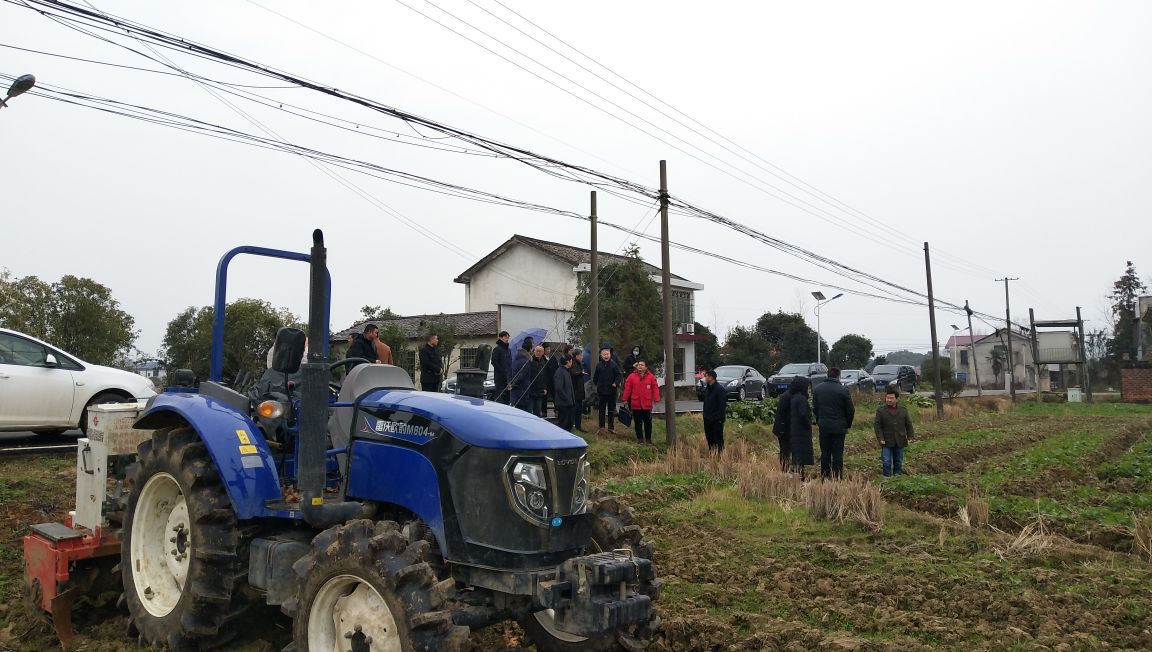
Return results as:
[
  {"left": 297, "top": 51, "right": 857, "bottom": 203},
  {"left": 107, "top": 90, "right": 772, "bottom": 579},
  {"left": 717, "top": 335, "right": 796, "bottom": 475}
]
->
[
  {"left": 839, "top": 369, "right": 875, "bottom": 392},
  {"left": 442, "top": 366, "right": 497, "bottom": 399},
  {"left": 870, "top": 364, "right": 918, "bottom": 393},
  {"left": 697, "top": 365, "right": 768, "bottom": 401},
  {"left": 767, "top": 362, "right": 829, "bottom": 397}
]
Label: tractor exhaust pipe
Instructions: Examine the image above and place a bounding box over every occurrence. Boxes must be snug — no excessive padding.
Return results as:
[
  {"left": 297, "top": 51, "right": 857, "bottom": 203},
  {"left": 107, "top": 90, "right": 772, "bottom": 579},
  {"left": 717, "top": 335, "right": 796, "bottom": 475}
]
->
[{"left": 300, "top": 229, "right": 360, "bottom": 529}]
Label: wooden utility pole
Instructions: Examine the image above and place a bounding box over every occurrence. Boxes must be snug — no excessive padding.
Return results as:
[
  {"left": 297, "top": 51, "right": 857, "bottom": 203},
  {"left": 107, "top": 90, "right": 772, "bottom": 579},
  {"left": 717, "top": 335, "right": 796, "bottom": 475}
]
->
[
  {"left": 1028, "top": 308, "right": 1041, "bottom": 390},
  {"left": 996, "top": 277, "right": 1020, "bottom": 402},
  {"left": 659, "top": 161, "right": 676, "bottom": 447},
  {"left": 924, "top": 243, "right": 944, "bottom": 419},
  {"left": 590, "top": 191, "right": 599, "bottom": 377},
  {"left": 965, "top": 300, "right": 982, "bottom": 397}
]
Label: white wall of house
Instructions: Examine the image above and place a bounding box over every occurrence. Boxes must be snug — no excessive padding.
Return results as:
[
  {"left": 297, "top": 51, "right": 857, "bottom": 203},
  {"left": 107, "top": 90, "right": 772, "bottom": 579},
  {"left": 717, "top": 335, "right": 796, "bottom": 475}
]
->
[
  {"left": 465, "top": 245, "right": 576, "bottom": 312},
  {"left": 498, "top": 304, "right": 574, "bottom": 344}
]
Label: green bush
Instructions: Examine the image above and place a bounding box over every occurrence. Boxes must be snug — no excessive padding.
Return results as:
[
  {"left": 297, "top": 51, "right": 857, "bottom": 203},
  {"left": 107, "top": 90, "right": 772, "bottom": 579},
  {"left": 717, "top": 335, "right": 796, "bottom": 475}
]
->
[{"left": 726, "top": 398, "right": 776, "bottom": 424}]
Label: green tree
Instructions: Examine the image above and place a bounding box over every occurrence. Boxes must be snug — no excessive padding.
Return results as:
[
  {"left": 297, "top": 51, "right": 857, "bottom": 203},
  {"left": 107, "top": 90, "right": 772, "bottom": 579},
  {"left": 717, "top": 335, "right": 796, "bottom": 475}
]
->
[
  {"left": 568, "top": 246, "right": 664, "bottom": 362},
  {"left": 988, "top": 346, "right": 1006, "bottom": 386},
  {"left": 693, "top": 322, "right": 721, "bottom": 371},
  {"left": 865, "top": 355, "right": 887, "bottom": 372},
  {"left": 160, "top": 299, "right": 299, "bottom": 383},
  {"left": 0, "top": 270, "right": 53, "bottom": 339},
  {"left": 360, "top": 305, "right": 399, "bottom": 321},
  {"left": 829, "top": 334, "right": 873, "bottom": 369},
  {"left": 1107, "top": 261, "right": 1147, "bottom": 363},
  {"left": 723, "top": 325, "right": 772, "bottom": 371},
  {"left": 0, "top": 270, "right": 136, "bottom": 365},
  {"left": 755, "top": 311, "right": 823, "bottom": 365}
]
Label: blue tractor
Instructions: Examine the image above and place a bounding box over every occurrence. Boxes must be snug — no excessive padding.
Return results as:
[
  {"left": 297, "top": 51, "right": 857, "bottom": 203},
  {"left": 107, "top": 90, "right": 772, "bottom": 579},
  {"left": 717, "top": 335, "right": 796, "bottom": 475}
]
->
[{"left": 119, "top": 231, "right": 659, "bottom": 650}]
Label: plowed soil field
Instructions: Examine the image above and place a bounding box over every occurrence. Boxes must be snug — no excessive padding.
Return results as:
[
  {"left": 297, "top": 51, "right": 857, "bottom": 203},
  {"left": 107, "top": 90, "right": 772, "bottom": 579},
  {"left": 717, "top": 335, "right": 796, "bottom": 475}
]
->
[{"left": 1, "top": 400, "right": 1150, "bottom": 651}]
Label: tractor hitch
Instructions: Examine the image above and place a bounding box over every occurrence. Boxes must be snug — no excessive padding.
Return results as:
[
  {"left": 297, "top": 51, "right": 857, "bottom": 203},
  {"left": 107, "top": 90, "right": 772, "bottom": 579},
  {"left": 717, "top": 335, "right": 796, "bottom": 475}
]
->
[{"left": 537, "top": 550, "right": 655, "bottom": 637}]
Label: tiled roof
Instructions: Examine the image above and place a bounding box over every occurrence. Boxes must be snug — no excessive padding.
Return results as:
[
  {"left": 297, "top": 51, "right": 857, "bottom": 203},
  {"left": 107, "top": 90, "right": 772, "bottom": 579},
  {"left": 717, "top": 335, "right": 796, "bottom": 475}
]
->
[
  {"left": 336, "top": 311, "right": 498, "bottom": 340},
  {"left": 944, "top": 335, "right": 977, "bottom": 348},
  {"left": 454, "top": 234, "right": 688, "bottom": 283}
]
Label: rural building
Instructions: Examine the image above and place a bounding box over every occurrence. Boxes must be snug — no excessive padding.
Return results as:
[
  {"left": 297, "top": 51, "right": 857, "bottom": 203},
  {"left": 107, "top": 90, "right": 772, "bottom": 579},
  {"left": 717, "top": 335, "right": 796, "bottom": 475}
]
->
[
  {"left": 453, "top": 234, "right": 705, "bottom": 387},
  {"left": 334, "top": 312, "right": 498, "bottom": 386},
  {"left": 944, "top": 329, "right": 1081, "bottom": 391}
]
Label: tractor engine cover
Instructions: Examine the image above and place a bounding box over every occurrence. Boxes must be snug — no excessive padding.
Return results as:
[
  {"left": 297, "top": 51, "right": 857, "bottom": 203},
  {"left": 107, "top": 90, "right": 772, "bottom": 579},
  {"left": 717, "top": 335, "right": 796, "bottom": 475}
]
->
[{"left": 538, "top": 550, "right": 654, "bottom": 637}]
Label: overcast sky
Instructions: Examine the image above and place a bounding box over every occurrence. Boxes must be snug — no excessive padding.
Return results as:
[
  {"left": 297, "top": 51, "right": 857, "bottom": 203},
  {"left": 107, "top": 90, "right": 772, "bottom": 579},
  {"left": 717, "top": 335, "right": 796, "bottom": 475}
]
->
[{"left": 2, "top": 0, "right": 1149, "bottom": 361}]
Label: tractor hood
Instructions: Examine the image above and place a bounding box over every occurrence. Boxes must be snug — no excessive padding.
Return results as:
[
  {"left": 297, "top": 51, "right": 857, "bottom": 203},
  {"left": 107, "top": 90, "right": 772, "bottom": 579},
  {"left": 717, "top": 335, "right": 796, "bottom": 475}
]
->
[{"left": 355, "top": 389, "right": 587, "bottom": 451}]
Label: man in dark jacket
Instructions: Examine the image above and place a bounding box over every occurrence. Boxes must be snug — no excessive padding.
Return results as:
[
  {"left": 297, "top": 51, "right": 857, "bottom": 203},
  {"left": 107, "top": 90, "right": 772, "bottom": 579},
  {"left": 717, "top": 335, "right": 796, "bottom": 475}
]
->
[
  {"left": 622, "top": 344, "right": 642, "bottom": 379},
  {"left": 874, "top": 387, "right": 914, "bottom": 476},
  {"left": 529, "top": 345, "right": 548, "bottom": 417},
  {"left": 592, "top": 348, "right": 622, "bottom": 433},
  {"left": 543, "top": 344, "right": 558, "bottom": 413},
  {"left": 345, "top": 323, "right": 379, "bottom": 374},
  {"left": 701, "top": 369, "right": 727, "bottom": 453},
  {"left": 813, "top": 368, "right": 855, "bottom": 479},
  {"left": 553, "top": 355, "right": 576, "bottom": 432},
  {"left": 788, "top": 377, "right": 814, "bottom": 479},
  {"left": 772, "top": 381, "right": 794, "bottom": 472},
  {"left": 419, "top": 334, "right": 442, "bottom": 392},
  {"left": 509, "top": 338, "right": 534, "bottom": 412},
  {"left": 492, "top": 330, "right": 512, "bottom": 404},
  {"left": 570, "top": 349, "right": 589, "bottom": 431}
]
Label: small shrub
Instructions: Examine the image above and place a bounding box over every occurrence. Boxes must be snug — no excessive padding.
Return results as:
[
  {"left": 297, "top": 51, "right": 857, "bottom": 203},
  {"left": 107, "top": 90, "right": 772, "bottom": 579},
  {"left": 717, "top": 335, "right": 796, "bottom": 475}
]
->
[{"left": 726, "top": 398, "right": 776, "bottom": 424}]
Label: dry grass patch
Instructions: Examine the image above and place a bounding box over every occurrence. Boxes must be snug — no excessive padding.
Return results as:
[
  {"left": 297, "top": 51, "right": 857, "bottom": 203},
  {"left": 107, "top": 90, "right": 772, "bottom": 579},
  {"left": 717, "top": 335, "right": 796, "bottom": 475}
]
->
[
  {"left": 992, "top": 517, "right": 1058, "bottom": 560},
  {"left": 805, "top": 476, "right": 884, "bottom": 531},
  {"left": 958, "top": 489, "right": 991, "bottom": 528},
  {"left": 1133, "top": 513, "right": 1152, "bottom": 561}
]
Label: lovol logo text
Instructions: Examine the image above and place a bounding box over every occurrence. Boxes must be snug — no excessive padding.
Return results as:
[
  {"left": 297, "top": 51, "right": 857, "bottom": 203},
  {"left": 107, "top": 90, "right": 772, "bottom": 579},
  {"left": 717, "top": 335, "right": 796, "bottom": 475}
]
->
[{"left": 361, "top": 416, "right": 434, "bottom": 440}]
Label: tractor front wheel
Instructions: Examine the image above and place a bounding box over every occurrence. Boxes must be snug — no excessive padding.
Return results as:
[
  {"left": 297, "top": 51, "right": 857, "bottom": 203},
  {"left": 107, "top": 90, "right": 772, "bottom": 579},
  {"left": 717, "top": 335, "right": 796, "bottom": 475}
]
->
[
  {"left": 285, "top": 519, "right": 469, "bottom": 652},
  {"left": 520, "top": 490, "right": 660, "bottom": 652},
  {"left": 121, "top": 426, "right": 251, "bottom": 649}
]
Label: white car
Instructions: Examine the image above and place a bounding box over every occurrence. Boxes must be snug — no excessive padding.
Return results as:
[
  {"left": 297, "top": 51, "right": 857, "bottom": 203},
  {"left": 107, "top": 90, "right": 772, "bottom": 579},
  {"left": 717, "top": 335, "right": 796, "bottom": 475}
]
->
[{"left": 0, "top": 327, "right": 156, "bottom": 435}]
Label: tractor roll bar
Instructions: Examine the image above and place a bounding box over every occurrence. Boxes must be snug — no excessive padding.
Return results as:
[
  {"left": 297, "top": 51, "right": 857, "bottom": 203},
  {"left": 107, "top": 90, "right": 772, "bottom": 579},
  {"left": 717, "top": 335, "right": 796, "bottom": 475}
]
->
[{"left": 209, "top": 245, "right": 332, "bottom": 382}]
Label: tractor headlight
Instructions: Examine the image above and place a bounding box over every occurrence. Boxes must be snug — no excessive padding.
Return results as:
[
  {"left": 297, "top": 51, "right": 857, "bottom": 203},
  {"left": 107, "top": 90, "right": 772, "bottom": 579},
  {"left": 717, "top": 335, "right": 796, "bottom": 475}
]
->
[
  {"left": 571, "top": 456, "right": 590, "bottom": 515},
  {"left": 507, "top": 459, "right": 552, "bottom": 524}
]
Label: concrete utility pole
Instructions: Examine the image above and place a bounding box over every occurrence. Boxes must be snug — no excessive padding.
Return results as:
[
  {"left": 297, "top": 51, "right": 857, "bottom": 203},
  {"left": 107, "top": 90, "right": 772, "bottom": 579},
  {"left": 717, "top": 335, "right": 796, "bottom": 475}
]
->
[
  {"left": 1076, "top": 306, "right": 1092, "bottom": 402},
  {"left": 1028, "top": 308, "right": 1041, "bottom": 390},
  {"left": 924, "top": 243, "right": 943, "bottom": 419},
  {"left": 590, "top": 191, "right": 599, "bottom": 377},
  {"left": 659, "top": 160, "right": 676, "bottom": 447},
  {"left": 965, "top": 300, "right": 983, "bottom": 397},
  {"left": 996, "top": 277, "right": 1020, "bottom": 402}
]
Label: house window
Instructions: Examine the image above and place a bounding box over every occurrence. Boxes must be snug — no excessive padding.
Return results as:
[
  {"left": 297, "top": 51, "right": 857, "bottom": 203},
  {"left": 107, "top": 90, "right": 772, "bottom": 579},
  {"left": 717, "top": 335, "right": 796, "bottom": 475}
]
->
[
  {"left": 670, "top": 290, "right": 693, "bottom": 325},
  {"left": 397, "top": 349, "right": 417, "bottom": 380},
  {"left": 959, "top": 350, "right": 969, "bottom": 367},
  {"left": 459, "top": 347, "right": 479, "bottom": 369},
  {"left": 673, "top": 347, "right": 685, "bottom": 382}
]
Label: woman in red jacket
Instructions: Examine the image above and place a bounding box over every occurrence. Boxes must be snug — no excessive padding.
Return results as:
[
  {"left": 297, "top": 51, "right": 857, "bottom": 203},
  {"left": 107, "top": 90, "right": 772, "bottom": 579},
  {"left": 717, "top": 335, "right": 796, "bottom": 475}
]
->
[{"left": 621, "top": 359, "right": 661, "bottom": 444}]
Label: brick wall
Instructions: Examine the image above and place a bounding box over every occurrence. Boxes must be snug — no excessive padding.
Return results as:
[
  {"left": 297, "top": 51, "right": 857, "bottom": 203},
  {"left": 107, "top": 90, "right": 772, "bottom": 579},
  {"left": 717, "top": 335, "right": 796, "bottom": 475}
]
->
[{"left": 1119, "top": 367, "right": 1152, "bottom": 402}]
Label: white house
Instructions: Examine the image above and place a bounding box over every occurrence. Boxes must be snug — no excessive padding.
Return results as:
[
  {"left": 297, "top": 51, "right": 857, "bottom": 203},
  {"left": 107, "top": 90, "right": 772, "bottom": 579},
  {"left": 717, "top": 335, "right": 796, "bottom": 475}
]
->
[
  {"left": 453, "top": 235, "right": 705, "bottom": 386},
  {"left": 945, "top": 328, "right": 1080, "bottom": 390}
]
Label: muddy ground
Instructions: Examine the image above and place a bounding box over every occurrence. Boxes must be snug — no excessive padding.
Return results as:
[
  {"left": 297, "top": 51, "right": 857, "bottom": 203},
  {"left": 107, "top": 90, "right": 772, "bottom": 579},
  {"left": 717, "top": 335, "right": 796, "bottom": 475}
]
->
[{"left": 1, "top": 401, "right": 1150, "bottom": 651}]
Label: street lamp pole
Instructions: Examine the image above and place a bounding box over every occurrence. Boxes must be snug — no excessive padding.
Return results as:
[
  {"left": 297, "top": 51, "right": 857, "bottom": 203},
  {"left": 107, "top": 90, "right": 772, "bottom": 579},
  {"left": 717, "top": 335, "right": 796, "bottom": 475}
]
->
[{"left": 811, "top": 291, "right": 843, "bottom": 365}]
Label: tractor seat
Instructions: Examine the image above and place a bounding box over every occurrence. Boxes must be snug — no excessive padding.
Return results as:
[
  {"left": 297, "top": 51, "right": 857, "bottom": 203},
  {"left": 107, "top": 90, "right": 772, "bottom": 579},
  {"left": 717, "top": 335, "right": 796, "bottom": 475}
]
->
[{"left": 329, "top": 364, "right": 414, "bottom": 465}]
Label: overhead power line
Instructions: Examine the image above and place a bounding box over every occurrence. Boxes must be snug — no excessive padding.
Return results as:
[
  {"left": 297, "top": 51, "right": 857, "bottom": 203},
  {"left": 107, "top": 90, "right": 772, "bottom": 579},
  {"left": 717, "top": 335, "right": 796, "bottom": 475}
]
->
[{"left": 3, "top": 0, "right": 1020, "bottom": 327}]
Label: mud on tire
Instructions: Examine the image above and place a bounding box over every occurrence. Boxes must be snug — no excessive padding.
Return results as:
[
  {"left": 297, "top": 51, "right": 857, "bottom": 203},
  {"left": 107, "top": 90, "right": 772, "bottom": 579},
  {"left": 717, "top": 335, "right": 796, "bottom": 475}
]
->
[
  {"left": 520, "top": 489, "right": 661, "bottom": 652},
  {"left": 283, "top": 519, "right": 470, "bottom": 652},
  {"left": 121, "top": 426, "right": 252, "bottom": 650}
]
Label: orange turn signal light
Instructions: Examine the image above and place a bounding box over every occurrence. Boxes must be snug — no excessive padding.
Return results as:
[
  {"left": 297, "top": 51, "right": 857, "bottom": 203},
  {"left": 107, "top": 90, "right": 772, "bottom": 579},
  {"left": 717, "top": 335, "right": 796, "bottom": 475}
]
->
[{"left": 257, "top": 400, "right": 284, "bottom": 419}]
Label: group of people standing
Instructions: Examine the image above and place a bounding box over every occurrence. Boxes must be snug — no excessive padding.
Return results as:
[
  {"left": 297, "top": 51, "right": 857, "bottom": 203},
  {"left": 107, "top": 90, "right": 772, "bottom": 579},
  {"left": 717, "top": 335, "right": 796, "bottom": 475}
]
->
[
  {"left": 772, "top": 368, "right": 914, "bottom": 479},
  {"left": 491, "top": 332, "right": 592, "bottom": 433}
]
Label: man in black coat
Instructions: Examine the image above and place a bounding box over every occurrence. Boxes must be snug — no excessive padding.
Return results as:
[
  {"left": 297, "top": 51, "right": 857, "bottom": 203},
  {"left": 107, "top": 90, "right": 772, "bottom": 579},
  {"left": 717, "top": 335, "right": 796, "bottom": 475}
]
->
[
  {"left": 543, "top": 344, "right": 558, "bottom": 413},
  {"left": 788, "top": 377, "right": 814, "bottom": 479},
  {"left": 419, "top": 334, "right": 442, "bottom": 392},
  {"left": 569, "top": 349, "right": 589, "bottom": 432},
  {"left": 772, "top": 382, "right": 795, "bottom": 472},
  {"left": 345, "top": 323, "right": 379, "bottom": 374},
  {"left": 492, "top": 331, "right": 512, "bottom": 404},
  {"left": 701, "top": 369, "right": 727, "bottom": 453},
  {"left": 529, "top": 345, "right": 548, "bottom": 417},
  {"left": 592, "top": 348, "right": 622, "bottom": 433},
  {"left": 813, "top": 368, "right": 855, "bottom": 479},
  {"left": 553, "top": 355, "right": 576, "bottom": 432}
]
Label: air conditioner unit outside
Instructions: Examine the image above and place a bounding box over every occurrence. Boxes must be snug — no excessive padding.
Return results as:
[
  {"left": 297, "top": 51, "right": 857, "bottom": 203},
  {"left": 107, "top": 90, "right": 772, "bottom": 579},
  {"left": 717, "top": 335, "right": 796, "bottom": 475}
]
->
[{"left": 685, "top": 322, "right": 695, "bottom": 334}]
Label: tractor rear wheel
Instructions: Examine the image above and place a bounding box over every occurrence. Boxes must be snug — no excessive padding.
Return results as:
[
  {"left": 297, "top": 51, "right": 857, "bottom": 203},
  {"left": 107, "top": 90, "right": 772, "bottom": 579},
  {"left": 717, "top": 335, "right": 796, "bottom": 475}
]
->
[
  {"left": 284, "top": 519, "right": 469, "bottom": 652},
  {"left": 520, "top": 490, "right": 660, "bottom": 652},
  {"left": 121, "top": 426, "right": 251, "bottom": 649}
]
